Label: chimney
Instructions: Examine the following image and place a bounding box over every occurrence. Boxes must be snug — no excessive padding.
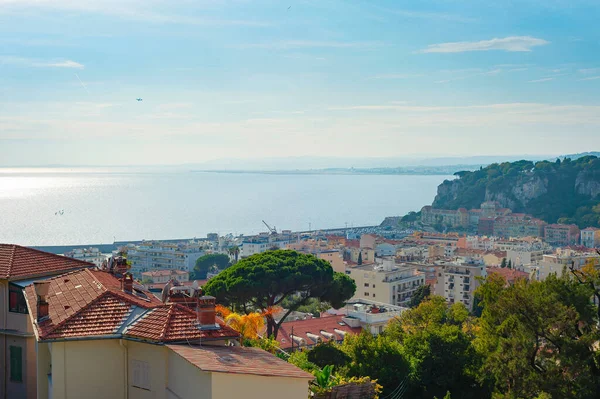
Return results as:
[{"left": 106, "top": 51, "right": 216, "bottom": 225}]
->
[
  {"left": 122, "top": 273, "right": 134, "bottom": 294},
  {"left": 33, "top": 280, "right": 51, "bottom": 322},
  {"left": 197, "top": 296, "right": 218, "bottom": 330}
]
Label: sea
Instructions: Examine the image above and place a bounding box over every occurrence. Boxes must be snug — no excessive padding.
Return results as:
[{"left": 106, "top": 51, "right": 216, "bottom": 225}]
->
[{"left": 0, "top": 167, "right": 452, "bottom": 246}]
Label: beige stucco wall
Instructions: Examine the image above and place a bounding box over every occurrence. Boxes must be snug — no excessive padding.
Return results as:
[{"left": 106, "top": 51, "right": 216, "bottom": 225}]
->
[
  {"left": 51, "top": 340, "right": 126, "bottom": 399},
  {"left": 127, "top": 341, "right": 168, "bottom": 399},
  {"left": 166, "top": 349, "right": 211, "bottom": 399},
  {"left": 211, "top": 372, "right": 310, "bottom": 399}
]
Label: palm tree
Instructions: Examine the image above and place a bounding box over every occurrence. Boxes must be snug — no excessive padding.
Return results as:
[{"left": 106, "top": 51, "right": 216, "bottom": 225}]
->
[{"left": 228, "top": 246, "right": 240, "bottom": 263}]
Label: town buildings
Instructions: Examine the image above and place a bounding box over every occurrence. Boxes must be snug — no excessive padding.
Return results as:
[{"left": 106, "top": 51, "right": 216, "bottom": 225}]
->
[
  {"left": 491, "top": 214, "right": 546, "bottom": 238},
  {"left": 24, "top": 262, "right": 313, "bottom": 399},
  {"left": 544, "top": 224, "right": 580, "bottom": 247},
  {"left": 537, "top": 249, "right": 598, "bottom": 280},
  {"left": 241, "top": 231, "right": 293, "bottom": 257},
  {"left": 345, "top": 258, "right": 425, "bottom": 307},
  {"left": 64, "top": 247, "right": 107, "bottom": 267},
  {"left": 126, "top": 241, "right": 206, "bottom": 278},
  {"left": 141, "top": 269, "right": 189, "bottom": 284},
  {"left": 0, "top": 244, "right": 94, "bottom": 399},
  {"left": 421, "top": 201, "right": 511, "bottom": 229},
  {"left": 433, "top": 260, "right": 487, "bottom": 310},
  {"left": 581, "top": 227, "right": 600, "bottom": 248}
]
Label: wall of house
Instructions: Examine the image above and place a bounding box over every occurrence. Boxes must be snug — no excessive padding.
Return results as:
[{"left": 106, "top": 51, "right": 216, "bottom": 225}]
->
[
  {"left": 51, "top": 340, "right": 126, "bottom": 399},
  {"left": 166, "top": 349, "right": 211, "bottom": 399},
  {"left": 211, "top": 373, "right": 310, "bottom": 399},
  {"left": 127, "top": 341, "right": 168, "bottom": 399}
]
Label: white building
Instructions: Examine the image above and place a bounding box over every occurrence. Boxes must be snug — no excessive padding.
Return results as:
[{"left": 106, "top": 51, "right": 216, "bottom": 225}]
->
[
  {"left": 64, "top": 247, "right": 107, "bottom": 267},
  {"left": 127, "top": 241, "right": 206, "bottom": 278},
  {"left": 141, "top": 269, "right": 189, "bottom": 284},
  {"left": 342, "top": 299, "right": 407, "bottom": 335},
  {"left": 537, "top": 249, "right": 598, "bottom": 280},
  {"left": 345, "top": 258, "right": 425, "bottom": 307},
  {"left": 581, "top": 227, "right": 600, "bottom": 249},
  {"left": 433, "top": 261, "right": 487, "bottom": 310},
  {"left": 241, "top": 232, "right": 293, "bottom": 257},
  {"left": 506, "top": 249, "right": 544, "bottom": 270}
]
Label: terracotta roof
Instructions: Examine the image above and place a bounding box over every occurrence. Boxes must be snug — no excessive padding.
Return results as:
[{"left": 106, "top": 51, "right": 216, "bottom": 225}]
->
[
  {"left": 24, "top": 269, "right": 238, "bottom": 343},
  {"left": 0, "top": 244, "right": 93, "bottom": 280},
  {"left": 274, "top": 315, "right": 361, "bottom": 350},
  {"left": 147, "top": 280, "right": 208, "bottom": 291},
  {"left": 141, "top": 269, "right": 188, "bottom": 277},
  {"left": 24, "top": 269, "right": 162, "bottom": 340},
  {"left": 487, "top": 267, "right": 529, "bottom": 283},
  {"left": 345, "top": 240, "right": 360, "bottom": 248},
  {"left": 125, "top": 304, "right": 239, "bottom": 342},
  {"left": 167, "top": 344, "right": 313, "bottom": 379}
]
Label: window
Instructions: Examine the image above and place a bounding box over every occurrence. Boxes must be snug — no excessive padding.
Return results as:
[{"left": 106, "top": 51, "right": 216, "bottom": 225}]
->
[
  {"left": 9, "top": 286, "right": 28, "bottom": 314},
  {"left": 364, "top": 283, "right": 369, "bottom": 287},
  {"left": 372, "top": 284, "right": 376, "bottom": 288},
  {"left": 10, "top": 346, "right": 23, "bottom": 382},
  {"left": 131, "top": 360, "right": 151, "bottom": 390},
  {"left": 364, "top": 292, "right": 369, "bottom": 296}
]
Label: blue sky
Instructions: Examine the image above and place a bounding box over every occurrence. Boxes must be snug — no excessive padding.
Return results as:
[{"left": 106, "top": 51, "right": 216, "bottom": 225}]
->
[{"left": 1, "top": 0, "right": 599, "bottom": 166}]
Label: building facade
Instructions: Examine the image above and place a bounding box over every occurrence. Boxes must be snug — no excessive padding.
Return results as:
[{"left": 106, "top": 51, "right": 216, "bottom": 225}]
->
[
  {"left": 544, "top": 224, "right": 580, "bottom": 247},
  {"left": 581, "top": 227, "right": 600, "bottom": 248},
  {"left": 0, "top": 244, "right": 94, "bottom": 399},
  {"left": 345, "top": 259, "right": 425, "bottom": 307},
  {"left": 127, "top": 241, "right": 206, "bottom": 278},
  {"left": 141, "top": 269, "right": 189, "bottom": 284},
  {"left": 433, "top": 261, "right": 487, "bottom": 310}
]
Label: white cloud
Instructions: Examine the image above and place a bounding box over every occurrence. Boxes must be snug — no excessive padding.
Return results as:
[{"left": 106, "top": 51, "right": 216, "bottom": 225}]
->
[
  {"left": 529, "top": 77, "right": 554, "bottom": 83},
  {"left": 419, "top": 36, "right": 549, "bottom": 53},
  {"left": 238, "top": 41, "right": 384, "bottom": 50},
  {"left": 578, "top": 76, "right": 600, "bottom": 81},
  {"left": 579, "top": 68, "right": 600, "bottom": 74},
  {"left": 0, "top": 56, "right": 84, "bottom": 68},
  {"left": 381, "top": 7, "right": 476, "bottom": 23},
  {"left": 0, "top": 0, "right": 268, "bottom": 27},
  {"left": 369, "top": 73, "right": 423, "bottom": 79}
]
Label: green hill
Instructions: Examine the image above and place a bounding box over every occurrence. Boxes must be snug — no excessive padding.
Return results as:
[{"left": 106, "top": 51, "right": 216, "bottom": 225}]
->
[{"left": 432, "top": 156, "right": 600, "bottom": 228}]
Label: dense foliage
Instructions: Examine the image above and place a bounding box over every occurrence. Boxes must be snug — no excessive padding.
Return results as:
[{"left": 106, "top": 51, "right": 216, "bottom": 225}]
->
[
  {"left": 193, "top": 253, "right": 231, "bottom": 279},
  {"left": 204, "top": 250, "right": 356, "bottom": 338},
  {"left": 288, "top": 263, "right": 600, "bottom": 399},
  {"left": 433, "top": 156, "right": 600, "bottom": 228}
]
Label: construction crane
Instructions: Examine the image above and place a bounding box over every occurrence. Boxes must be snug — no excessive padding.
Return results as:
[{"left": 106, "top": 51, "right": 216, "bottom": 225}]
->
[{"left": 262, "top": 220, "right": 277, "bottom": 235}]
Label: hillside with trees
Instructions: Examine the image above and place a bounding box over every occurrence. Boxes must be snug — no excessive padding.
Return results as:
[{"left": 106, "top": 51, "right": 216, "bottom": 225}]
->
[{"left": 432, "top": 156, "right": 600, "bottom": 228}]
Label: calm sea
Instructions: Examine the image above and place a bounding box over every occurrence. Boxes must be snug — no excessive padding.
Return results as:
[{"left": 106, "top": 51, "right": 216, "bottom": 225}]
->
[{"left": 0, "top": 167, "right": 452, "bottom": 246}]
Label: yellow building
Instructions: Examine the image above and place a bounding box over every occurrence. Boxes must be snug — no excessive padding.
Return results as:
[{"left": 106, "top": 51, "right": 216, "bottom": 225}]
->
[
  {"left": 0, "top": 244, "right": 94, "bottom": 399},
  {"left": 24, "top": 267, "right": 313, "bottom": 399}
]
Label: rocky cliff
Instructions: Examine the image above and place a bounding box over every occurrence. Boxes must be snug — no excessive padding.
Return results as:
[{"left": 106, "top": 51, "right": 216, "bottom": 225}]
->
[{"left": 431, "top": 156, "right": 600, "bottom": 228}]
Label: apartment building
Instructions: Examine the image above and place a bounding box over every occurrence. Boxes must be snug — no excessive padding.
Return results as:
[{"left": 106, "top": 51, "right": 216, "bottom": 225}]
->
[
  {"left": 141, "top": 269, "right": 189, "bottom": 284},
  {"left": 506, "top": 249, "right": 544, "bottom": 269},
  {"left": 581, "top": 227, "right": 600, "bottom": 248},
  {"left": 127, "top": 241, "right": 206, "bottom": 277},
  {"left": 492, "top": 214, "right": 546, "bottom": 238},
  {"left": 241, "top": 232, "right": 293, "bottom": 257},
  {"left": 433, "top": 261, "right": 487, "bottom": 310},
  {"left": 345, "top": 259, "right": 425, "bottom": 307},
  {"left": 537, "top": 249, "right": 598, "bottom": 280},
  {"left": 0, "top": 244, "right": 94, "bottom": 399},
  {"left": 64, "top": 247, "right": 107, "bottom": 267},
  {"left": 24, "top": 267, "right": 313, "bottom": 399},
  {"left": 544, "top": 224, "right": 580, "bottom": 247},
  {"left": 421, "top": 202, "right": 511, "bottom": 230}
]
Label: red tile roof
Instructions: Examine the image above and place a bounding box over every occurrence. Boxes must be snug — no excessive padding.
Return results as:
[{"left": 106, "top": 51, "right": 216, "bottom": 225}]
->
[
  {"left": 487, "top": 267, "right": 529, "bottom": 283},
  {"left": 167, "top": 344, "right": 313, "bottom": 379},
  {"left": 274, "top": 315, "right": 361, "bottom": 350},
  {"left": 24, "top": 268, "right": 238, "bottom": 343},
  {"left": 0, "top": 244, "right": 93, "bottom": 280},
  {"left": 142, "top": 269, "right": 188, "bottom": 277},
  {"left": 125, "top": 304, "right": 239, "bottom": 343}
]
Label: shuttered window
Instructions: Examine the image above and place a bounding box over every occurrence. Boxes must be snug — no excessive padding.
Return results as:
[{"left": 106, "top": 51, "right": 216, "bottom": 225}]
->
[
  {"left": 10, "top": 346, "right": 23, "bottom": 382},
  {"left": 131, "top": 360, "right": 150, "bottom": 390}
]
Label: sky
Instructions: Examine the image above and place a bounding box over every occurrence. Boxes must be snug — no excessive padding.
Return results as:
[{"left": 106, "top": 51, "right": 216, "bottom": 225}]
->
[{"left": 1, "top": 0, "right": 599, "bottom": 166}]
